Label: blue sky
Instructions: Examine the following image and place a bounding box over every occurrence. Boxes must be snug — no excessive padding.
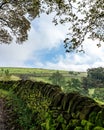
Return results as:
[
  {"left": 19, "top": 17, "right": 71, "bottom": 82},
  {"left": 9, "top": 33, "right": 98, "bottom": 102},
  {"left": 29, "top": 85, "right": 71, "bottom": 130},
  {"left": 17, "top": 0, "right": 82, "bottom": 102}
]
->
[
  {"left": 0, "top": 13, "right": 104, "bottom": 71},
  {"left": 24, "top": 43, "right": 65, "bottom": 66}
]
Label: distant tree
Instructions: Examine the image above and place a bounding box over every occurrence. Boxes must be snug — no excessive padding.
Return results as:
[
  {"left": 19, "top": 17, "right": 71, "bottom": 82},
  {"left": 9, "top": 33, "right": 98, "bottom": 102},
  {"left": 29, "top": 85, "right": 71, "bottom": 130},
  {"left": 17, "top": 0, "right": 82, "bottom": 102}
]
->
[
  {"left": 92, "top": 88, "right": 104, "bottom": 102},
  {"left": 5, "top": 69, "right": 9, "bottom": 76},
  {"left": 69, "top": 71, "right": 74, "bottom": 75},
  {"left": 1, "top": 68, "right": 4, "bottom": 76},
  {"left": 49, "top": 71, "right": 65, "bottom": 86},
  {"left": 64, "top": 78, "right": 87, "bottom": 95},
  {"left": 82, "top": 67, "right": 104, "bottom": 89},
  {"left": 0, "top": 0, "right": 104, "bottom": 52},
  {"left": 87, "top": 67, "right": 104, "bottom": 80},
  {"left": 4, "top": 69, "right": 11, "bottom": 80},
  {"left": 65, "top": 78, "right": 82, "bottom": 92}
]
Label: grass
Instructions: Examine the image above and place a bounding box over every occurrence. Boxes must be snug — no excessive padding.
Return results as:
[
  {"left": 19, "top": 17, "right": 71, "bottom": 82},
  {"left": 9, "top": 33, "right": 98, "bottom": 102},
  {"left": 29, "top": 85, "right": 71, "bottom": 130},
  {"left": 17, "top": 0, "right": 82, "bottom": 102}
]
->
[
  {"left": 0, "top": 89, "right": 12, "bottom": 98},
  {"left": 88, "top": 88, "right": 104, "bottom": 105},
  {"left": 94, "top": 99, "right": 104, "bottom": 105},
  {"left": 0, "top": 67, "right": 68, "bottom": 74},
  {"left": 0, "top": 88, "right": 35, "bottom": 130},
  {"left": 0, "top": 67, "right": 87, "bottom": 82},
  {"left": 29, "top": 76, "right": 52, "bottom": 83},
  {"left": 0, "top": 67, "right": 87, "bottom": 75}
]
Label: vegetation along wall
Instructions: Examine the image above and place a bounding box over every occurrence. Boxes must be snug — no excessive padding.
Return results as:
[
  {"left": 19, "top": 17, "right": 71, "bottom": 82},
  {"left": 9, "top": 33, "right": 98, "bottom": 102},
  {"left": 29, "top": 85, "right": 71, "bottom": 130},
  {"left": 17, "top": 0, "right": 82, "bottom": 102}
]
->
[{"left": 0, "top": 80, "right": 104, "bottom": 130}]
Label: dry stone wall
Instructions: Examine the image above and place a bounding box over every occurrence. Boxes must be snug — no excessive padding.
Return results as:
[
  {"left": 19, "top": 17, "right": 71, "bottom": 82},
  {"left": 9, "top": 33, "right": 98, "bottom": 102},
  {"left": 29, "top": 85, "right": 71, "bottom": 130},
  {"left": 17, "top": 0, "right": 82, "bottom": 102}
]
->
[{"left": 0, "top": 80, "right": 104, "bottom": 129}]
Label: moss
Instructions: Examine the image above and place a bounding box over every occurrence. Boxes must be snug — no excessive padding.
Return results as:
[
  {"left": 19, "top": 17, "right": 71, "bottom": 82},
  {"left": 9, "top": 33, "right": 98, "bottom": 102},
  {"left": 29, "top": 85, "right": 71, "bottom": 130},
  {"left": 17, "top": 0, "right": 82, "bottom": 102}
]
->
[
  {"left": 79, "top": 103, "right": 98, "bottom": 120},
  {"left": 70, "top": 94, "right": 82, "bottom": 115},
  {"left": 81, "top": 120, "right": 88, "bottom": 126},
  {"left": 88, "top": 112, "right": 97, "bottom": 123},
  {"left": 81, "top": 120, "right": 94, "bottom": 130},
  {"left": 95, "top": 111, "right": 104, "bottom": 127},
  {"left": 93, "top": 126, "right": 104, "bottom": 130},
  {"left": 67, "top": 93, "right": 79, "bottom": 113},
  {"left": 53, "top": 93, "right": 64, "bottom": 108},
  {"left": 61, "top": 93, "right": 74, "bottom": 111},
  {"left": 79, "top": 108, "right": 90, "bottom": 120},
  {"left": 70, "top": 96, "right": 85, "bottom": 116},
  {"left": 61, "top": 94, "right": 69, "bottom": 110},
  {"left": 67, "top": 119, "right": 81, "bottom": 129},
  {"left": 44, "top": 85, "right": 52, "bottom": 96},
  {"left": 74, "top": 126, "right": 83, "bottom": 130}
]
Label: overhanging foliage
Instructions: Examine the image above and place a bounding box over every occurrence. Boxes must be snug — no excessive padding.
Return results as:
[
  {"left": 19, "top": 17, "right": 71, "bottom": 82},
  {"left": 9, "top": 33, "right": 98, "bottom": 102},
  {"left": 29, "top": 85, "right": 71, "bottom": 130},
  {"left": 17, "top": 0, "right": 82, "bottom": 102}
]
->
[{"left": 0, "top": 0, "right": 104, "bottom": 52}]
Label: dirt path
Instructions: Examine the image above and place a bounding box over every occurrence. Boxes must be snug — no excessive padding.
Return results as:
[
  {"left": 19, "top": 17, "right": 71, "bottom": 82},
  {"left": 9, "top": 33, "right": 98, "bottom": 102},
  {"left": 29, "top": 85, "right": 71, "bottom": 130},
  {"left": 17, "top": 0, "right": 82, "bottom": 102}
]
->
[{"left": 0, "top": 98, "right": 6, "bottom": 130}]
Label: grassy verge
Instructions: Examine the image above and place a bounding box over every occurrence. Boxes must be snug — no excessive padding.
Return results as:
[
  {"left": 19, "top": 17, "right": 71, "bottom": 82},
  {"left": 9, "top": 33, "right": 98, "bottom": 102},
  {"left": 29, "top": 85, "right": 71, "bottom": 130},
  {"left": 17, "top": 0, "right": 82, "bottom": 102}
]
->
[{"left": 0, "top": 89, "right": 37, "bottom": 130}]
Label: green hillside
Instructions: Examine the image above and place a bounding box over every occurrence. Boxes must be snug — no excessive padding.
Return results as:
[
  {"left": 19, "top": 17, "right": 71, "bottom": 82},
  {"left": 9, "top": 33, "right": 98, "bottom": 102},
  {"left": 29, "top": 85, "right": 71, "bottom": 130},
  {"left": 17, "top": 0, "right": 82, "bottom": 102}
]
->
[
  {"left": 0, "top": 67, "right": 87, "bottom": 89},
  {"left": 0, "top": 67, "right": 86, "bottom": 74},
  {"left": 0, "top": 67, "right": 87, "bottom": 79}
]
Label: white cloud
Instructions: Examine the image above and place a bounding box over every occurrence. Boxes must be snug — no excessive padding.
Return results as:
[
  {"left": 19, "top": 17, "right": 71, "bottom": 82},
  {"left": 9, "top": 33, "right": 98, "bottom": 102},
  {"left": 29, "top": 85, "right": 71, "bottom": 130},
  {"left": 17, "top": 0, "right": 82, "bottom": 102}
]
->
[
  {"left": 31, "top": 13, "right": 67, "bottom": 50},
  {"left": 0, "top": 43, "right": 33, "bottom": 67},
  {"left": 32, "top": 38, "right": 104, "bottom": 72}
]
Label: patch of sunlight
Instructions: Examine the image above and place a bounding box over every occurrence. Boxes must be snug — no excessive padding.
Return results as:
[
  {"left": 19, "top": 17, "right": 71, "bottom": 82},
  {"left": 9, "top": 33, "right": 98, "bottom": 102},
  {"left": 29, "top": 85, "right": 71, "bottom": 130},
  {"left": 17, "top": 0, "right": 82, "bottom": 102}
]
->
[
  {"left": 0, "top": 89, "right": 13, "bottom": 98},
  {"left": 88, "top": 88, "right": 95, "bottom": 96},
  {"left": 10, "top": 75, "right": 20, "bottom": 80}
]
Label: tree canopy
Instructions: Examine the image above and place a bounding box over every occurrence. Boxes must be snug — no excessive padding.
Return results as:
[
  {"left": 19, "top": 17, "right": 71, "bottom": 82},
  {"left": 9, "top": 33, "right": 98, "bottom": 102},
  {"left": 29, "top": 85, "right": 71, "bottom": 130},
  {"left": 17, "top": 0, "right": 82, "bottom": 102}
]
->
[
  {"left": 49, "top": 71, "right": 65, "bottom": 86},
  {"left": 0, "top": 0, "right": 104, "bottom": 52},
  {"left": 82, "top": 67, "right": 104, "bottom": 89}
]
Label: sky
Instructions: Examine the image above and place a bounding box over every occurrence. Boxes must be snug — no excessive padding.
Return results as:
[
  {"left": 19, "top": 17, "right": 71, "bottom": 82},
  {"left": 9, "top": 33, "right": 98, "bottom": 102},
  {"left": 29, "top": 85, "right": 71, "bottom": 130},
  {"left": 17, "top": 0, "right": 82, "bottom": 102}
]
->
[{"left": 0, "top": 13, "right": 104, "bottom": 72}]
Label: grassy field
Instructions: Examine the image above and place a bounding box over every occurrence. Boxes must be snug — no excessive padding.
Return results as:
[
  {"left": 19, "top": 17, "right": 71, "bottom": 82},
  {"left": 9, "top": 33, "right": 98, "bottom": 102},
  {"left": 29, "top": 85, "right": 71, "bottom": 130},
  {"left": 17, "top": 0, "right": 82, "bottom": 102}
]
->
[
  {"left": 0, "top": 67, "right": 87, "bottom": 76},
  {"left": 0, "top": 67, "right": 68, "bottom": 74},
  {"left": 0, "top": 67, "right": 87, "bottom": 82}
]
